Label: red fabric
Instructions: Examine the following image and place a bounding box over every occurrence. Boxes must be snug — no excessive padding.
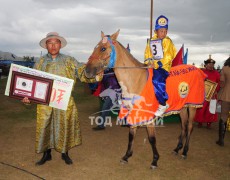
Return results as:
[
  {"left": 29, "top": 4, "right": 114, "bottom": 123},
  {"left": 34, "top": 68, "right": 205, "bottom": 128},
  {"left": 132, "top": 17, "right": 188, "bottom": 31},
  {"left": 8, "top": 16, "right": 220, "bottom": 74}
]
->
[
  {"left": 172, "top": 46, "right": 183, "bottom": 67},
  {"left": 93, "top": 82, "right": 102, "bottom": 96},
  {"left": 194, "top": 69, "right": 220, "bottom": 123}
]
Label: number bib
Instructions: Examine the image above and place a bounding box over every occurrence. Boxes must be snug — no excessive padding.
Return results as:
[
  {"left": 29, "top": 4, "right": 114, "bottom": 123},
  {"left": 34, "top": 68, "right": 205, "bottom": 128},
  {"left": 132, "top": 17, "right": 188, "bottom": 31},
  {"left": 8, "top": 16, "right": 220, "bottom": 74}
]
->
[{"left": 150, "top": 39, "right": 163, "bottom": 60}]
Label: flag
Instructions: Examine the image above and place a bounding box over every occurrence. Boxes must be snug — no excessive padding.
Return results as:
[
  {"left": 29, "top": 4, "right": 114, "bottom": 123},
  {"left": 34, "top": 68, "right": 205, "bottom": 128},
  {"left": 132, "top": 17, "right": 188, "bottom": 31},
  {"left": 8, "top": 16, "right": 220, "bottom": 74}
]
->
[
  {"left": 126, "top": 43, "right": 130, "bottom": 52},
  {"left": 172, "top": 45, "right": 184, "bottom": 67},
  {"left": 183, "top": 48, "right": 188, "bottom": 64}
]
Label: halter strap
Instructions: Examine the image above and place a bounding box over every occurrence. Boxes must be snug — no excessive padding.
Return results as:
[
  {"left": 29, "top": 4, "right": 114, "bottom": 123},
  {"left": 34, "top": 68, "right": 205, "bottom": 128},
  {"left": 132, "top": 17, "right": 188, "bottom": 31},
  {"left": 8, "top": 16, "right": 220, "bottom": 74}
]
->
[{"left": 107, "top": 37, "right": 116, "bottom": 68}]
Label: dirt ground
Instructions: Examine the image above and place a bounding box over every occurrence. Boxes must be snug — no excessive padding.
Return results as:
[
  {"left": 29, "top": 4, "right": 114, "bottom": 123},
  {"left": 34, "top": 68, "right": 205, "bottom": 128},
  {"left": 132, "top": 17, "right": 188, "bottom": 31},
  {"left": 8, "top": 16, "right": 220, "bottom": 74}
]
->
[{"left": 0, "top": 79, "right": 229, "bottom": 180}]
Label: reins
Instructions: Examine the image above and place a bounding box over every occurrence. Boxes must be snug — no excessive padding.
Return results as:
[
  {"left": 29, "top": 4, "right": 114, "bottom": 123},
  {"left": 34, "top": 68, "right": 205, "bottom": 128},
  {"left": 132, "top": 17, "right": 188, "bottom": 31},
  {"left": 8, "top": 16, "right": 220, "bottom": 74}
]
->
[
  {"left": 101, "top": 65, "right": 151, "bottom": 77},
  {"left": 100, "top": 66, "right": 152, "bottom": 77}
]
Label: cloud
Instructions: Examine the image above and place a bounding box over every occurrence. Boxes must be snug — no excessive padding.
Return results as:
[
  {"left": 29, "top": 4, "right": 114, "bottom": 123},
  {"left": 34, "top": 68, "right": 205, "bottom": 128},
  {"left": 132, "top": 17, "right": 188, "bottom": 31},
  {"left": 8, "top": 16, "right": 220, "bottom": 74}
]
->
[{"left": 0, "top": 0, "right": 229, "bottom": 67}]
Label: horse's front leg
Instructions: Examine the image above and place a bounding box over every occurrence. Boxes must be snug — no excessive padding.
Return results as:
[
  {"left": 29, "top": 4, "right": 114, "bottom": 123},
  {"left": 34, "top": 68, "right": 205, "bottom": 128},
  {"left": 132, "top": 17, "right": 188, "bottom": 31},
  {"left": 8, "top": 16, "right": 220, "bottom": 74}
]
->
[
  {"left": 146, "top": 125, "right": 159, "bottom": 169},
  {"left": 181, "top": 107, "right": 195, "bottom": 159},
  {"left": 120, "top": 127, "right": 137, "bottom": 164},
  {"left": 173, "top": 108, "right": 188, "bottom": 155}
]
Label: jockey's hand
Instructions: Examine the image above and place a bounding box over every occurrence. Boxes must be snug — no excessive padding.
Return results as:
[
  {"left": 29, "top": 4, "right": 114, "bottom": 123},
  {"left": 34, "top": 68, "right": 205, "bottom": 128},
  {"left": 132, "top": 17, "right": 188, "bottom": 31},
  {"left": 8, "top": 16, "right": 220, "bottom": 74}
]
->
[
  {"left": 148, "top": 62, "right": 154, "bottom": 68},
  {"left": 21, "top": 97, "right": 31, "bottom": 104}
]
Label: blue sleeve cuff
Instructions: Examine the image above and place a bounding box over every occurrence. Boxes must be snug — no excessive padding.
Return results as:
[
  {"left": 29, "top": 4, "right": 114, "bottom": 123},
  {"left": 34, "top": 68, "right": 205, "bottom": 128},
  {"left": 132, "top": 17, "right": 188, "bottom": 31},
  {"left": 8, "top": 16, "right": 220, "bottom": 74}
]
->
[{"left": 157, "top": 61, "right": 163, "bottom": 68}]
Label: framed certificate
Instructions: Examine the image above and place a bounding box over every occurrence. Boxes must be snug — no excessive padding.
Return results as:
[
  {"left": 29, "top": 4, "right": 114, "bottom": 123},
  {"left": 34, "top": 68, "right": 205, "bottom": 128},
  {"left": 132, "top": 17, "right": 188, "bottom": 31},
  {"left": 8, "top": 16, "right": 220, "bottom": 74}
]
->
[
  {"left": 9, "top": 71, "right": 53, "bottom": 105},
  {"left": 204, "top": 79, "right": 218, "bottom": 101}
]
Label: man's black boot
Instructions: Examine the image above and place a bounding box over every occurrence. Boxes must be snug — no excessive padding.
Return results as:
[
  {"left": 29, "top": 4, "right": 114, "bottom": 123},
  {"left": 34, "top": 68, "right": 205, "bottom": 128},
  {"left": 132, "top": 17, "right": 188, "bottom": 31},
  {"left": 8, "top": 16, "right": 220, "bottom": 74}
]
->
[
  {"left": 35, "top": 149, "right": 52, "bottom": 166},
  {"left": 216, "top": 119, "right": 226, "bottom": 146},
  {"left": 62, "top": 151, "right": 73, "bottom": 165}
]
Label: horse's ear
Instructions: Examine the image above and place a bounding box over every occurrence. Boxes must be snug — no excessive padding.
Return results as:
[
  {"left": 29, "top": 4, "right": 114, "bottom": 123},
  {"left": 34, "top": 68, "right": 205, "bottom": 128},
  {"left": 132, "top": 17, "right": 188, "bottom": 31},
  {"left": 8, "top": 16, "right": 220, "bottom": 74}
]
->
[
  {"left": 101, "top": 31, "right": 105, "bottom": 39},
  {"left": 111, "top": 29, "right": 120, "bottom": 40}
]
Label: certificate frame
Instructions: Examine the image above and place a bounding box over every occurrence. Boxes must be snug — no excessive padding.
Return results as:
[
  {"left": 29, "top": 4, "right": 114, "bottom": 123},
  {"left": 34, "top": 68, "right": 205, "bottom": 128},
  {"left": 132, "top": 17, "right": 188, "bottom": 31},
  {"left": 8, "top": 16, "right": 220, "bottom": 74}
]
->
[
  {"left": 204, "top": 79, "right": 217, "bottom": 101},
  {"left": 9, "top": 71, "right": 53, "bottom": 105}
]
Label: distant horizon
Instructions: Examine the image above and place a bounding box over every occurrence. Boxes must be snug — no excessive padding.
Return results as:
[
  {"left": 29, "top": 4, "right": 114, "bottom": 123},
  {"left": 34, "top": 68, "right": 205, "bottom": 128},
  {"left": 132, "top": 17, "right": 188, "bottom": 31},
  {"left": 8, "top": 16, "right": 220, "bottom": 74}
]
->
[{"left": 0, "top": 49, "right": 226, "bottom": 70}]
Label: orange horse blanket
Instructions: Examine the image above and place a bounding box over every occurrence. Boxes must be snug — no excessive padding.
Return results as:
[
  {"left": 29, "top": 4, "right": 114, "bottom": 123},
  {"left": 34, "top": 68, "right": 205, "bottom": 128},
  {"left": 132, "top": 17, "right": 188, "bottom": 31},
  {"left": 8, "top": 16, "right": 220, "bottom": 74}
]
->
[{"left": 118, "top": 64, "right": 207, "bottom": 126}]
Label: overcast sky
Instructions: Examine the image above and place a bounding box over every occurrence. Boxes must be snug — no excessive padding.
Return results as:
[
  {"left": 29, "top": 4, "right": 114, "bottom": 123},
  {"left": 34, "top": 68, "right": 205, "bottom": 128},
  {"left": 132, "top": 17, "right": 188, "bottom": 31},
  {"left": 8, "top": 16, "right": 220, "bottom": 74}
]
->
[{"left": 0, "top": 0, "right": 229, "bottom": 67}]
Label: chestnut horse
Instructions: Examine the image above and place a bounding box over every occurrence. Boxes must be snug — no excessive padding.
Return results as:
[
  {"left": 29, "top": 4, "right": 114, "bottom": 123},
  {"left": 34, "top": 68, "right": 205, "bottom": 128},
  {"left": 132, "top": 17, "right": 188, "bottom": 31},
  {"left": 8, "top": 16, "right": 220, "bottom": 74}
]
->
[{"left": 84, "top": 30, "right": 205, "bottom": 169}]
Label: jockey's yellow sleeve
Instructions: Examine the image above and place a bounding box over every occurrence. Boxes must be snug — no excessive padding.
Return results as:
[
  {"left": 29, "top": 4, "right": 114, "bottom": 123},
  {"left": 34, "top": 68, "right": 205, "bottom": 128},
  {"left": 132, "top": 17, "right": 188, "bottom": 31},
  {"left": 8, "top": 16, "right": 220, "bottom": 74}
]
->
[{"left": 144, "top": 34, "right": 177, "bottom": 72}]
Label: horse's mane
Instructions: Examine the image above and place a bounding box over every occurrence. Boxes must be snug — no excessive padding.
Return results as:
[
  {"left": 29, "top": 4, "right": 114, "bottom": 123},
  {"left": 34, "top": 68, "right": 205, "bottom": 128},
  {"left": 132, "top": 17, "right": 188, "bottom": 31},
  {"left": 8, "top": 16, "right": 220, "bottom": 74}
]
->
[{"left": 117, "top": 41, "right": 146, "bottom": 67}]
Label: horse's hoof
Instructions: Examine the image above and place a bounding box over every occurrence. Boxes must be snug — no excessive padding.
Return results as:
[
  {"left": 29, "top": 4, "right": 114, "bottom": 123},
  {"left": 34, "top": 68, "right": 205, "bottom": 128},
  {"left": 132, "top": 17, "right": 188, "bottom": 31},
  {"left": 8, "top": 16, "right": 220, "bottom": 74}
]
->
[
  {"left": 181, "top": 155, "right": 187, "bottom": 159},
  {"left": 150, "top": 165, "right": 157, "bottom": 170},
  {"left": 120, "top": 159, "right": 128, "bottom": 164}
]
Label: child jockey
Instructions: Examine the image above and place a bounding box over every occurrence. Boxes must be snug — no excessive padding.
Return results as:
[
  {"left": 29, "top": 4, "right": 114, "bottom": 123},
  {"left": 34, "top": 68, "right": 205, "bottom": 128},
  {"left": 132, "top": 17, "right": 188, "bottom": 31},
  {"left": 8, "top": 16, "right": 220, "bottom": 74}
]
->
[{"left": 144, "top": 15, "right": 177, "bottom": 117}]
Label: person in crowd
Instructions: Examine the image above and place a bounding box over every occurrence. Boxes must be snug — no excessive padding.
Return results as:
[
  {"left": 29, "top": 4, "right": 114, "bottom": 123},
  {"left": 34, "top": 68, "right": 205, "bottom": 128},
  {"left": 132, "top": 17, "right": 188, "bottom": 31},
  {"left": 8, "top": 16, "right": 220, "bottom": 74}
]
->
[
  {"left": 144, "top": 15, "right": 177, "bottom": 117},
  {"left": 194, "top": 55, "right": 220, "bottom": 129},
  {"left": 216, "top": 57, "right": 230, "bottom": 146},
  {"left": 22, "top": 32, "right": 101, "bottom": 165},
  {"left": 0, "top": 68, "right": 2, "bottom": 79},
  {"left": 92, "top": 68, "right": 121, "bottom": 130}
]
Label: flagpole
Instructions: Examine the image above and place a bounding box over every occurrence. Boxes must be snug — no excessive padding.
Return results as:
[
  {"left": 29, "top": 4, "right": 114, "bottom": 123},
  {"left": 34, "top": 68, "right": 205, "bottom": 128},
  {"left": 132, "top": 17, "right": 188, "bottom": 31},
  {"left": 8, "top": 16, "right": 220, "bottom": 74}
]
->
[{"left": 150, "top": 0, "right": 153, "bottom": 39}]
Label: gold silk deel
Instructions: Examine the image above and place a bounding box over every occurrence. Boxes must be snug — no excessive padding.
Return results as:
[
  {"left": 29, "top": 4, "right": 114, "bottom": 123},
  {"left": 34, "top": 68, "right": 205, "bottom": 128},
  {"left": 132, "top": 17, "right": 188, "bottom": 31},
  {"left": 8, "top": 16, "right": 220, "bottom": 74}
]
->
[
  {"left": 34, "top": 54, "right": 102, "bottom": 153},
  {"left": 144, "top": 34, "right": 177, "bottom": 72}
]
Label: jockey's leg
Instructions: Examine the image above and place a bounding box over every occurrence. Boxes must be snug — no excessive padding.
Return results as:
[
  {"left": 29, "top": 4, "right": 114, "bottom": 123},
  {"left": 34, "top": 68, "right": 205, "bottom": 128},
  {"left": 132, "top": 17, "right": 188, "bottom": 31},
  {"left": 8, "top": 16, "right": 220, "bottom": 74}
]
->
[{"left": 152, "top": 68, "right": 169, "bottom": 117}]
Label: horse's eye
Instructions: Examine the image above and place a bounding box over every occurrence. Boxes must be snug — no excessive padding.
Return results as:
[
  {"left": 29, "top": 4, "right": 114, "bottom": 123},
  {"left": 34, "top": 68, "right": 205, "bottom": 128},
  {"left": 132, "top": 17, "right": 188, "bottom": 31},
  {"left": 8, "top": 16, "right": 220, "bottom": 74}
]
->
[{"left": 101, "top": 47, "right": 106, "bottom": 52}]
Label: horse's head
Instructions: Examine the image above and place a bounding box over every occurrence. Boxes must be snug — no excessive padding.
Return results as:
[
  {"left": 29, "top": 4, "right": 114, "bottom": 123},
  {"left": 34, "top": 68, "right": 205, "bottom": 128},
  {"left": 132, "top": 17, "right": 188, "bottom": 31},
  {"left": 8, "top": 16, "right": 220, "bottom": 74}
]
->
[{"left": 84, "top": 30, "right": 120, "bottom": 78}]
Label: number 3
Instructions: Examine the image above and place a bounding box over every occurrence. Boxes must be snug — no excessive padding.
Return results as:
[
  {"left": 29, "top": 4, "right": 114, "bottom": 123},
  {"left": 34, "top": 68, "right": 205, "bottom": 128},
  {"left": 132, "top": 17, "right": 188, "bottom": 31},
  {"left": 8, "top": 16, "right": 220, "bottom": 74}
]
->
[{"left": 151, "top": 44, "right": 157, "bottom": 55}]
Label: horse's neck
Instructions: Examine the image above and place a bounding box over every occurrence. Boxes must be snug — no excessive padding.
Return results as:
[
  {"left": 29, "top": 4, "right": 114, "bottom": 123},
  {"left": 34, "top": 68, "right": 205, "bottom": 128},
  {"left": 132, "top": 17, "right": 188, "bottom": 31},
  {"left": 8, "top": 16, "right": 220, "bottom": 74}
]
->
[{"left": 114, "top": 43, "right": 147, "bottom": 96}]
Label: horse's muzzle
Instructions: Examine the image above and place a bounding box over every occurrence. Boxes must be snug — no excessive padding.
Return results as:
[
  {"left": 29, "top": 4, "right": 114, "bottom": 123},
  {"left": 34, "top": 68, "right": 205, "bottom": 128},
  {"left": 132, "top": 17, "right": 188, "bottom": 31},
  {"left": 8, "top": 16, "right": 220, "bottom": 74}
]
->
[
  {"left": 85, "top": 62, "right": 105, "bottom": 79},
  {"left": 84, "top": 66, "right": 97, "bottom": 78}
]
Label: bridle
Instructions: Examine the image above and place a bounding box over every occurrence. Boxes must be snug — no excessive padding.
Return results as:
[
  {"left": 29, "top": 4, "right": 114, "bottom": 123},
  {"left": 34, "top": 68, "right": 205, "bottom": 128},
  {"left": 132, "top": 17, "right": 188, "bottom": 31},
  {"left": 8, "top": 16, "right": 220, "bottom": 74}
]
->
[{"left": 84, "top": 36, "right": 151, "bottom": 77}]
